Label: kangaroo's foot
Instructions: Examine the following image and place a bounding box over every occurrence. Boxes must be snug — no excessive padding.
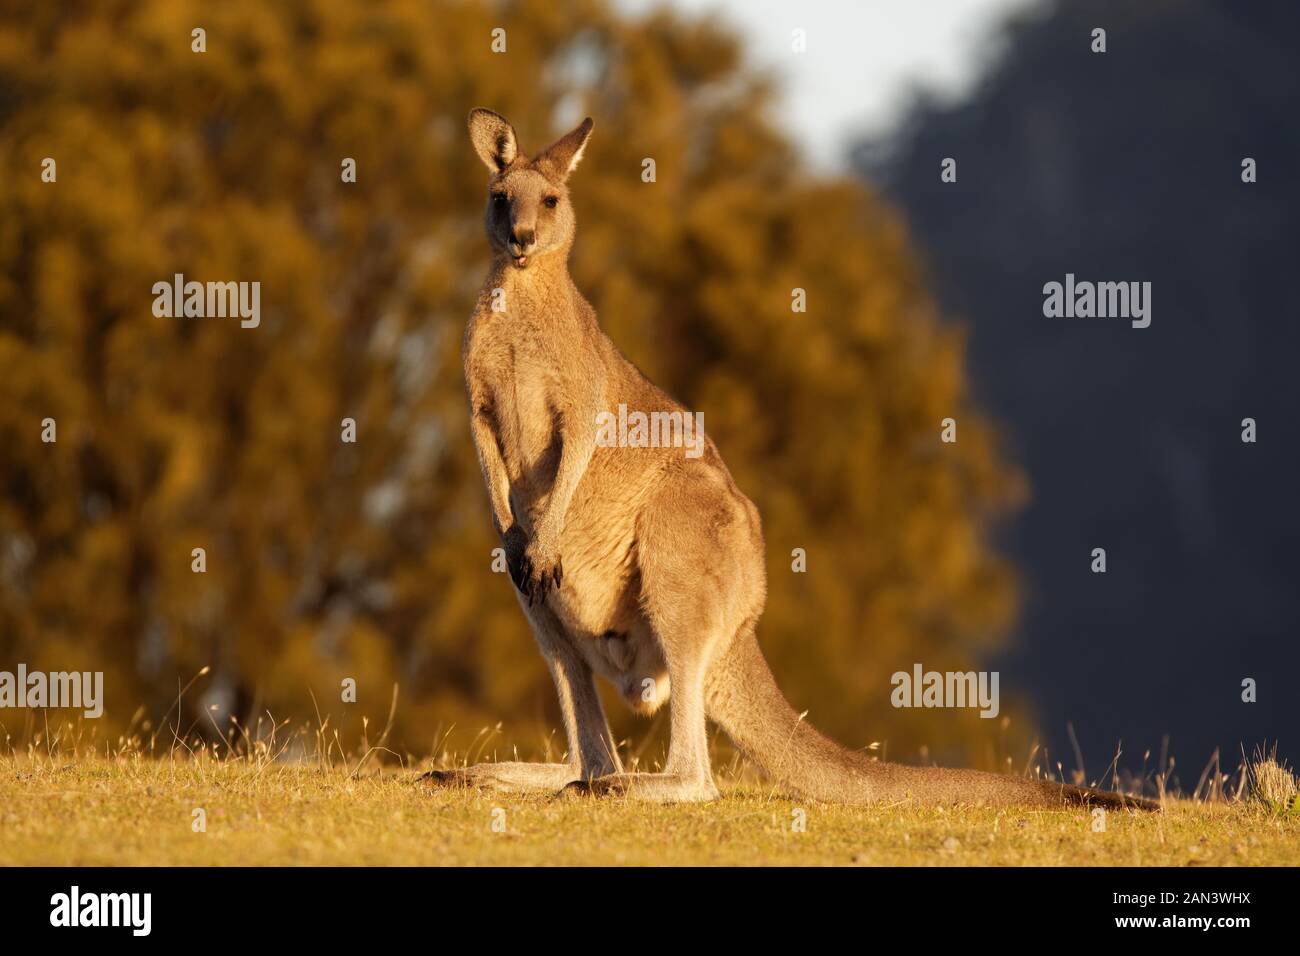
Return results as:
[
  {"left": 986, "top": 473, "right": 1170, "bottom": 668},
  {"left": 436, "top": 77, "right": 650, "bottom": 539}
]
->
[
  {"left": 419, "top": 761, "right": 579, "bottom": 794},
  {"left": 560, "top": 772, "right": 721, "bottom": 803}
]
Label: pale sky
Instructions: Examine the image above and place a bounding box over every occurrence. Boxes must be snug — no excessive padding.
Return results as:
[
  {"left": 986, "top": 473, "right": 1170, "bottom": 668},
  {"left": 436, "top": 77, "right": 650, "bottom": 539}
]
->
[{"left": 619, "top": 0, "right": 1045, "bottom": 170}]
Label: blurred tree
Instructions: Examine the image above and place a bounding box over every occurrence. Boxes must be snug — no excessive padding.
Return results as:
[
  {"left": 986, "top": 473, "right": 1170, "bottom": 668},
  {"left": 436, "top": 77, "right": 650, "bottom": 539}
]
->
[{"left": 0, "top": 0, "right": 1026, "bottom": 767}]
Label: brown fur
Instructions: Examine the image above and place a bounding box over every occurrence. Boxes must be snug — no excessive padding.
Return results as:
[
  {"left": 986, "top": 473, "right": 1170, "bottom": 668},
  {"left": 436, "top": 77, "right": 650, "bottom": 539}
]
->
[{"left": 423, "top": 108, "right": 1158, "bottom": 810}]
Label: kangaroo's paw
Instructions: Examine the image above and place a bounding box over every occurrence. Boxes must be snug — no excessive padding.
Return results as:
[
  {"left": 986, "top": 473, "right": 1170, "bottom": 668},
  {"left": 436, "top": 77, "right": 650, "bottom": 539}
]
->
[
  {"left": 508, "top": 523, "right": 561, "bottom": 606},
  {"left": 519, "top": 549, "right": 562, "bottom": 605},
  {"left": 560, "top": 772, "right": 720, "bottom": 803},
  {"left": 419, "top": 761, "right": 579, "bottom": 794},
  {"left": 502, "top": 526, "right": 558, "bottom": 605}
]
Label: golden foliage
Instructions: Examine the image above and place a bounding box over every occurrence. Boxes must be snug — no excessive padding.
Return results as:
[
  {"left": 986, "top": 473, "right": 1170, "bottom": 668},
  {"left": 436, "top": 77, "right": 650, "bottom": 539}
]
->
[{"left": 0, "top": 0, "right": 1027, "bottom": 765}]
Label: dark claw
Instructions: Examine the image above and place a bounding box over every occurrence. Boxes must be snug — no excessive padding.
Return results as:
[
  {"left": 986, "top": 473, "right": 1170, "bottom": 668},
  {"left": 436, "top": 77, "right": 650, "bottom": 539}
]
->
[
  {"left": 418, "top": 769, "right": 468, "bottom": 788},
  {"left": 560, "top": 776, "right": 624, "bottom": 798},
  {"left": 513, "top": 554, "right": 533, "bottom": 598},
  {"left": 559, "top": 779, "right": 594, "bottom": 798}
]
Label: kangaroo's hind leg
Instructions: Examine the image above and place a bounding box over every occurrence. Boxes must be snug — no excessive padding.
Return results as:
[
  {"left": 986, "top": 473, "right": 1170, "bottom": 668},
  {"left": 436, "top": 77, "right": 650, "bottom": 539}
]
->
[
  {"left": 562, "top": 614, "right": 720, "bottom": 803},
  {"left": 564, "top": 472, "right": 759, "bottom": 803},
  {"left": 422, "top": 600, "right": 622, "bottom": 793}
]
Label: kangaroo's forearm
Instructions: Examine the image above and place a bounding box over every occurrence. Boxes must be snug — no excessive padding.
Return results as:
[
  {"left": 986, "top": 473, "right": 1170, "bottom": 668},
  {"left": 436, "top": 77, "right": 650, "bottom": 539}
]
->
[
  {"left": 534, "top": 412, "right": 596, "bottom": 544},
  {"left": 471, "top": 412, "right": 514, "bottom": 534}
]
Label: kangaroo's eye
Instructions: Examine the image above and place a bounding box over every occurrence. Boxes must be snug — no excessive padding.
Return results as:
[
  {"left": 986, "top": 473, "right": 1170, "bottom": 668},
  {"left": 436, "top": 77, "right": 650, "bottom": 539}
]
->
[
  {"left": 543, "top": 196, "right": 559, "bottom": 209},
  {"left": 491, "top": 193, "right": 508, "bottom": 207}
]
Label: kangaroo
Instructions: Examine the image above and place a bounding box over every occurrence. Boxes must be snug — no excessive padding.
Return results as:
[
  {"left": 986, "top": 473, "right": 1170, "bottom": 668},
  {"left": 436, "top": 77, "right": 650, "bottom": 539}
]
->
[{"left": 425, "top": 107, "right": 1158, "bottom": 810}]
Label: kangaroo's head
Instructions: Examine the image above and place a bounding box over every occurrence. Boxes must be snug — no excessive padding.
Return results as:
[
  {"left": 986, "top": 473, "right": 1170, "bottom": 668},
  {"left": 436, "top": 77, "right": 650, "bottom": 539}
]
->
[{"left": 468, "top": 108, "right": 593, "bottom": 271}]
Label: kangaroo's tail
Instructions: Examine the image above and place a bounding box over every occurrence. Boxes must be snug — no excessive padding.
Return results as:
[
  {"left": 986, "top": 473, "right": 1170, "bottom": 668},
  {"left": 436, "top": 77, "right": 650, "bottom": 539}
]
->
[{"left": 704, "top": 623, "right": 1160, "bottom": 811}]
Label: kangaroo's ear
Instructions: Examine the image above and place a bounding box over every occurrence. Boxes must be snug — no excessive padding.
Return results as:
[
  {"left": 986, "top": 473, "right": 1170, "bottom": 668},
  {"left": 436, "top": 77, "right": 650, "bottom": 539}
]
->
[
  {"left": 468, "top": 108, "right": 518, "bottom": 173},
  {"left": 534, "top": 117, "right": 593, "bottom": 181}
]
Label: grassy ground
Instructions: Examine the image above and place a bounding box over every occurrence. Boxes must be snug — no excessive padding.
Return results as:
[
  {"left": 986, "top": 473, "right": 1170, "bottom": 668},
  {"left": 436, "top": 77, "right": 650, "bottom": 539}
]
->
[{"left": 2, "top": 754, "right": 1296, "bottom": 866}]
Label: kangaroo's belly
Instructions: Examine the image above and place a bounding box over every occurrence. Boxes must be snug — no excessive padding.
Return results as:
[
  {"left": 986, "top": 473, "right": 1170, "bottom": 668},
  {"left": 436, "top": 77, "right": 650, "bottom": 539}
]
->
[
  {"left": 540, "top": 462, "right": 672, "bottom": 714},
  {"left": 546, "top": 474, "right": 638, "bottom": 636}
]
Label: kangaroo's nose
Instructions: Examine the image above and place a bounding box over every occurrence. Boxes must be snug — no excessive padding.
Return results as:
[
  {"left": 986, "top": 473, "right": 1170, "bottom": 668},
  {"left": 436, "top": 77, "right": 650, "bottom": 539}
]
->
[{"left": 509, "top": 227, "right": 535, "bottom": 249}]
